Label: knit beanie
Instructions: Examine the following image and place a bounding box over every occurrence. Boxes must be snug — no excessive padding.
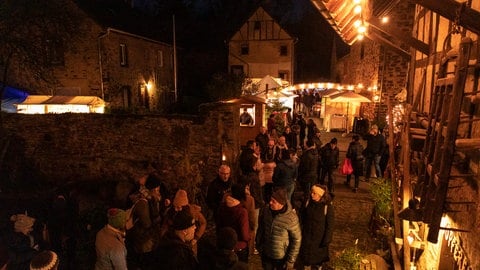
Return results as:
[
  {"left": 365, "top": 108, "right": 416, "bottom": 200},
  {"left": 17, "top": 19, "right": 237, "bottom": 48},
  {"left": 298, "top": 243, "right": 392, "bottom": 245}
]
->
[
  {"left": 10, "top": 214, "right": 35, "bottom": 232},
  {"left": 107, "top": 208, "right": 126, "bottom": 230},
  {"left": 271, "top": 188, "right": 288, "bottom": 205},
  {"left": 30, "top": 250, "right": 59, "bottom": 270},
  {"left": 173, "top": 209, "right": 195, "bottom": 230},
  {"left": 145, "top": 174, "right": 161, "bottom": 190},
  {"left": 217, "top": 227, "right": 238, "bottom": 250},
  {"left": 173, "top": 189, "right": 189, "bottom": 208},
  {"left": 230, "top": 183, "right": 246, "bottom": 201}
]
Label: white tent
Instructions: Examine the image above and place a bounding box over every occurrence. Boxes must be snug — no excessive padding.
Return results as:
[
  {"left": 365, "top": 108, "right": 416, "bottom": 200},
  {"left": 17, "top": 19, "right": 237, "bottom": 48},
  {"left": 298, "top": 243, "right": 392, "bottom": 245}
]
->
[{"left": 16, "top": 95, "right": 106, "bottom": 114}]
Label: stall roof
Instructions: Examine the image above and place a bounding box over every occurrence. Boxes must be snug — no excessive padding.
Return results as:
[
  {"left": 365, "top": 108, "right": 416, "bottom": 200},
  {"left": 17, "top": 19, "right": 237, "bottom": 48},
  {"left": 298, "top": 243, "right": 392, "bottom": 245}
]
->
[{"left": 18, "top": 95, "right": 105, "bottom": 106}]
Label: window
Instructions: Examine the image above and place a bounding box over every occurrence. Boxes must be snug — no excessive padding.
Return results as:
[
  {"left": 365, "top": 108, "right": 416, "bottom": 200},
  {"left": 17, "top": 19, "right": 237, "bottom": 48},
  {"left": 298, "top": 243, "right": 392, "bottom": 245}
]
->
[
  {"left": 280, "top": 45, "right": 288, "bottom": 56},
  {"left": 278, "top": 71, "right": 289, "bottom": 81},
  {"left": 241, "top": 43, "right": 249, "bottom": 55},
  {"left": 45, "top": 39, "right": 64, "bottom": 66},
  {"left": 120, "top": 44, "right": 128, "bottom": 67},
  {"left": 240, "top": 104, "right": 255, "bottom": 126},
  {"left": 254, "top": 21, "right": 261, "bottom": 30}
]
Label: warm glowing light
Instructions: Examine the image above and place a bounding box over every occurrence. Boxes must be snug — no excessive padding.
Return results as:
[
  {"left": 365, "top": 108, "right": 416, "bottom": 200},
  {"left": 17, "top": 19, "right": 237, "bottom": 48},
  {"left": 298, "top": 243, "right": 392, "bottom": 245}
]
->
[
  {"left": 326, "top": 83, "right": 334, "bottom": 89},
  {"left": 357, "top": 34, "right": 364, "bottom": 41},
  {"left": 357, "top": 83, "right": 364, "bottom": 89},
  {"left": 318, "top": 83, "right": 325, "bottom": 88},
  {"left": 373, "top": 85, "right": 378, "bottom": 91},
  {"left": 381, "top": 17, "right": 389, "bottom": 23},
  {"left": 358, "top": 25, "right": 367, "bottom": 33},
  {"left": 222, "top": 154, "right": 226, "bottom": 161},
  {"left": 146, "top": 82, "right": 152, "bottom": 91},
  {"left": 337, "top": 85, "right": 344, "bottom": 90},
  {"left": 347, "top": 85, "right": 355, "bottom": 90},
  {"left": 353, "top": 5, "right": 362, "bottom": 14},
  {"left": 353, "top": 20, "right": 362, "bottom": 28},
  {"left": 373, "top": 95, "right": 380, "bottom": 102},
  {"left": 308, "top": 83, "right": 315, "bottom": 89},
  {"left": 299, "top": 84, "right": 306, "bottom": 89},
  {"left": 353, "top": 0, "right": 361, "bottom": 4}
]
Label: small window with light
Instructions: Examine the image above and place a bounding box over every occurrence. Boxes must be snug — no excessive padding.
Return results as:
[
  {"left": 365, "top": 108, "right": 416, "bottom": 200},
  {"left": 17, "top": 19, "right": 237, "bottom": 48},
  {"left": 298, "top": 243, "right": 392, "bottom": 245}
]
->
[
  {"left": 240, "top": 105, "right": 255, "bottom": 126},
  {"left": 120, "top": 43, "right": 128, "bottom": 67}
]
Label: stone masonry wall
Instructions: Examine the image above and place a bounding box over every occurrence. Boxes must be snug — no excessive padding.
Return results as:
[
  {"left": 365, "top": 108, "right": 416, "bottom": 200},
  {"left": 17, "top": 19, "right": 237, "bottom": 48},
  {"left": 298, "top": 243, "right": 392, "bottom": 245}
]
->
[{"left": 0, "top": 104, "right": 240, "bottom": 194}]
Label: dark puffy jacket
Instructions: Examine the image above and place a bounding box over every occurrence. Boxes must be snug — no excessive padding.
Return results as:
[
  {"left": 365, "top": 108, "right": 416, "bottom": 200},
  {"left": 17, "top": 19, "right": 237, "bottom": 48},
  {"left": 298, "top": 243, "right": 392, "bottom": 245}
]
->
[
  {"left": 256, "top": 203, "right": 302, "bottom": 263},
  {"left": 272, "top": 159, "right": 298, "bottom": 187},
  {"left": 150, "top": 231, "right": 199, "bottom": 270},
  {"left": 346, "top": 141, "right": 365, "bottom": 176},
  {"left": 320, "top": 143, "right": 339, "bottom": 168}
]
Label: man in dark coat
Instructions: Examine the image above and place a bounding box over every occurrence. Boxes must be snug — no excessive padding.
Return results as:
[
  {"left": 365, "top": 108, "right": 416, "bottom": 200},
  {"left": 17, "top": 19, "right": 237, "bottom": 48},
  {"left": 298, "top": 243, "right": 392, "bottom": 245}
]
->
[
  {"left": 363, "top": 125, "right": 386, "bottom": 181},
  {"left": 300, "top": 185, "right": 334, "bottom": 269},
  {"left": 150, "top": 209, "right": 198, "bottom": 270},
  {"left": 206, "top": 165, "right": 233, "bottom": 219},
  {"left": 272, "top": 149, "right": 298, "bottom": 203},
  {"left": 255, "top": 126, "right": 270, "bottom": 158},
  {"left": 345, "top": 134, "right": 365, "bottom": 192},
  {"left": 319, "top": 138, "right": 340, "bottom": 193},
  {"left": 238, "top": 140, "right": 257, "bottom": 175},
  {"left": 298, "top": 139, "right": 319, "bottom": 201}
]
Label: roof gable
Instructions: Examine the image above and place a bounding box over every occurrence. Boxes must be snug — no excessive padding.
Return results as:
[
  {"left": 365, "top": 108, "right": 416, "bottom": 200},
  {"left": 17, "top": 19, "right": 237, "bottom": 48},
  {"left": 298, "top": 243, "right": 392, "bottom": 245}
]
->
[{"left": 229, "top": 6, "right": 293, "bottom": 41}]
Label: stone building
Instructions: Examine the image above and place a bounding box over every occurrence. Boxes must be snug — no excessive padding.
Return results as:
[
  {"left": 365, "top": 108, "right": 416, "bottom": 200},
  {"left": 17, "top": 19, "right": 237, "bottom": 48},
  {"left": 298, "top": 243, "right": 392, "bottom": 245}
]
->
[
  {"left": 5, "top": 1, "right": 175, "bottom": 113},
  {"left": 228, "top": 7, "right": 295, "bottom": 84}
]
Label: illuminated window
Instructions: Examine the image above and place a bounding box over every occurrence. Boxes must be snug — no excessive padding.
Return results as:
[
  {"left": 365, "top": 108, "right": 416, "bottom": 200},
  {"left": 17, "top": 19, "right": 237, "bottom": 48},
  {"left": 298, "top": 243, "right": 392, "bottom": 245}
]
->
[
  {"left": 240, "top": 105, "right": 255, "bottom": 126},
  {"left": 157, "top": 50, "right": 164, "bottom": 67},
  {"left": 120, "top": 44, "right": 128, "bottom": 67}
]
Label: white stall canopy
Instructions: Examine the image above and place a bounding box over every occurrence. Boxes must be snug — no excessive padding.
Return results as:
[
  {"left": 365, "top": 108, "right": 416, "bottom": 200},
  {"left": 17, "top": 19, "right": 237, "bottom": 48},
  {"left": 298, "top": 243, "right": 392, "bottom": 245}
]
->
[{"left": 16, "top": 95, "right": 105, "bottom": 114}]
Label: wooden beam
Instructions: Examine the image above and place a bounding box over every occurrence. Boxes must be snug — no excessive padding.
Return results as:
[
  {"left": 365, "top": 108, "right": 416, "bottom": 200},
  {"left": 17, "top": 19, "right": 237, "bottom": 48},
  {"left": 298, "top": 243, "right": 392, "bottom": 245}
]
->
[
  {"left": 367, "top": 16, "right": 430, "bottom": 55},
  {"left": 409, "top": 0, "right": 480, "bottom": 35},
  {"left": 366, "top": 30, "right": 411, "bottom": 59}
]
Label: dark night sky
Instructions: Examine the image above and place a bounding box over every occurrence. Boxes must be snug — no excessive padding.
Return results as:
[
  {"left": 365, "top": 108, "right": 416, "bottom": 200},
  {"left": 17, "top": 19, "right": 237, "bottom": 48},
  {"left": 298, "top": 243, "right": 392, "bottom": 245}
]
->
[{"left": 79, "top": 0, "right": 350, "bottom": 95}]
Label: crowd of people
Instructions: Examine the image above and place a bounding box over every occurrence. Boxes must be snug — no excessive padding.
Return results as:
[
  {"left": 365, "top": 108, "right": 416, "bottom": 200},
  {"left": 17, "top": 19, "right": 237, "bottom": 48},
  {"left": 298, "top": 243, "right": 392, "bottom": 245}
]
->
[{"left": 0, "top": 110, "right": 387, "bottom": 270}]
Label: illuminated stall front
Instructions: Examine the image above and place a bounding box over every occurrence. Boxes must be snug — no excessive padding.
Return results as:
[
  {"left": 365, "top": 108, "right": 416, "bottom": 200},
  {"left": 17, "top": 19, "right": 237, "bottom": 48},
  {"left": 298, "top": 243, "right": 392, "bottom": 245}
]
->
[{"left": 16, "top": 95, "right": 106, "bottom": 114}]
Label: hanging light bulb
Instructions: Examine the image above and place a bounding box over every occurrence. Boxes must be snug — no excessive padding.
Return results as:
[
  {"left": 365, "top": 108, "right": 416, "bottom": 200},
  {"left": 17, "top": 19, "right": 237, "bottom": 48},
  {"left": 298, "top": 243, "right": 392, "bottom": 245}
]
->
[
  {"left": 354, "top": 5, "right": 362, "bottom": 14},
  {"left": 354, "top": 19, "right": 362, "bottom": 28},
  {"left": 381, "top": 16, "right": 389, "bottom": 23},
  {"left": 358, "top": 25, "right": 367, "bottom": 33}
]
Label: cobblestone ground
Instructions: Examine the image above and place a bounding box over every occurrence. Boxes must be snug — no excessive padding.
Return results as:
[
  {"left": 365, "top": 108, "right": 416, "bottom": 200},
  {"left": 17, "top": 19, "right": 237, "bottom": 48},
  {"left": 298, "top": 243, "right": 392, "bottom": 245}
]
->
[{"left": 248, "top": 128, "right": 381, "bottom": 269}]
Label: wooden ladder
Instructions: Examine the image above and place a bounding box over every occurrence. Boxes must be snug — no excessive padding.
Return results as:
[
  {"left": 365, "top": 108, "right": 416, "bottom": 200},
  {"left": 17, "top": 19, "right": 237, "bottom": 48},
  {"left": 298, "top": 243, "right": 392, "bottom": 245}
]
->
[{"left": 419, "top": 37, "right": 479, "bottom": 242}]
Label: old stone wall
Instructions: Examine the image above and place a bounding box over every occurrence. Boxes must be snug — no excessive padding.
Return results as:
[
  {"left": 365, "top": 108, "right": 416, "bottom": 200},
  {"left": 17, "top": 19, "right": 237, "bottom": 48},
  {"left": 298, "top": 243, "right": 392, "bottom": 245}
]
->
[{"left": 0, "top": 103, "right": 240, "bottom": 195}]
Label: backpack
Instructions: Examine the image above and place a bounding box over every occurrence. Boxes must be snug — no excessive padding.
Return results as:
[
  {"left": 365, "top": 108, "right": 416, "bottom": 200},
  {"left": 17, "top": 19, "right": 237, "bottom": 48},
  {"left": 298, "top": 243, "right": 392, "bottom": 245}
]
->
[{"left": 125, "top": 198, "right": 147, "bottom": 230}]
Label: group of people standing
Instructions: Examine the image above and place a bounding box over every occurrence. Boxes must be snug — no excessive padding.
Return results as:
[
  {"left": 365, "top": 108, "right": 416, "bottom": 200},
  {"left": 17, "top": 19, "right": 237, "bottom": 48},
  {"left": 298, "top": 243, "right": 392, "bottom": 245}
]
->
[
  {"left": 0, "top": 112, "right": 386, "bottom": 270},
  {"left": 220, "top": 112, "right": 341, "bottom": 269},
  {"left": 344, "top": 124, "right": 388, "bottom": 192}
]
